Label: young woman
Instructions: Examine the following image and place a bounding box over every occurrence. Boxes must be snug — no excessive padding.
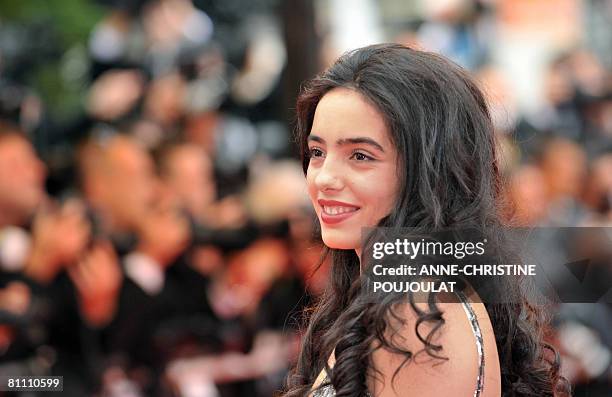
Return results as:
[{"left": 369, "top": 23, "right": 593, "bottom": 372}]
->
[{"left": 283, "top": 44, "right": 569, "bottom": 396}]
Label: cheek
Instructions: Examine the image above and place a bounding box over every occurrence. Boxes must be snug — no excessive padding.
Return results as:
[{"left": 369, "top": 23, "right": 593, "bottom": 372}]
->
[
  {"left": 360, "top": 172, "right": 399, "bottom": 218},
  {"left": 305, "top": 168, "right": 318, "bottom": 203},
  {"left": 382, "top": 173, "right": 399, "bottom": 202}
]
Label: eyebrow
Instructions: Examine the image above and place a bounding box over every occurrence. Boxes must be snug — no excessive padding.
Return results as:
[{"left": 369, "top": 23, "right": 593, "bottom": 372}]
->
[{"left": 307, "top": 135, "right": 385, "bottom": 153}]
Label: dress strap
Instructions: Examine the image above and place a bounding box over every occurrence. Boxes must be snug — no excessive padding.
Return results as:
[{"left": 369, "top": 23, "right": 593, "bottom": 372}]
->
[{"left": 455, "top": 290, "right": 485, "bottom": 397}]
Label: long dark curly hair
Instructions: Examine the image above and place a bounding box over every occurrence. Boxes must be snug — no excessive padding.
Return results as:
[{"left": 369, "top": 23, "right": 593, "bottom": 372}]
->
[{"left": 282, "top": 44, "right": 570, "bottom": 396}]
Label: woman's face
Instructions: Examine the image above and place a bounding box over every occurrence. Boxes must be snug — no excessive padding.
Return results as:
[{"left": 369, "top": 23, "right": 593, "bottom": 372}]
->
[{"left": 306, "top": 88, "right": 400, "bottom": 252}]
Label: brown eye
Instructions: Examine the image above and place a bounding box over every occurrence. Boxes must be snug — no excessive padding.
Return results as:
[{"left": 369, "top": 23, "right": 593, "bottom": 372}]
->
[
  {"left": 350, "top": 151, "right": 374, "bottom": 161},
  {"left": 309, "top": 148, "right": 324, "bottom": 158}
]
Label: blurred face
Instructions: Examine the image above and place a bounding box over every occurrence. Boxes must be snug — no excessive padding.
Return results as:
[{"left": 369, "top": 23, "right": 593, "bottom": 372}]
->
[
  {"left": 541, "top": 140, "right": 586, "bottom": 199},
  {"left": 144, "top": 73, "right": 186, "bottom": 126},
  {"left": 164, "top": 145, "right": 216, "bottom": 219},
  {"left": 105, "top": 139, "right": 158, "bottom": 231},
  {"left": 306, "top": 88, "right": 399, "bottom": 252},
  {"left": 0, "top": 135, "right": 46, "bottom": 223},
  {"left": 509, "top": 165, "right": 548, "bottom": 225}
]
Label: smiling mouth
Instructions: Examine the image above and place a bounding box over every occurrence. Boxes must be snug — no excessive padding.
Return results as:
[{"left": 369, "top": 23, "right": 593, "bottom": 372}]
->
[
  {"left": 321, "top": 205, "right": 360, "bottom": 215},
  {"left": 319, "top": 204, "right": 360, "bottom": 225}
]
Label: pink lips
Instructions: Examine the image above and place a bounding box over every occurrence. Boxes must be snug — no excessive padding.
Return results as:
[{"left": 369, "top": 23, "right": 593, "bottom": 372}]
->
[{"left": 317, "top": 199, "right": 360, "bottom": 225}]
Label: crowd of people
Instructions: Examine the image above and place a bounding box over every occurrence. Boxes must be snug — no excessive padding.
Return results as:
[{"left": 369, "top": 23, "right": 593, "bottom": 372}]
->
[
  {"left": 0, "top": 120, "right": 325, "bottom": 396},
  {"left": 0, "top": 0, "right": 611, "bottom": 396}
]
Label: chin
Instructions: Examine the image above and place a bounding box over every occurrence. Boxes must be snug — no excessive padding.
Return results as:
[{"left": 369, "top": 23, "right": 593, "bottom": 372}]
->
[{"left": 321, "top": 229, "right": 359, "bottom": 250}]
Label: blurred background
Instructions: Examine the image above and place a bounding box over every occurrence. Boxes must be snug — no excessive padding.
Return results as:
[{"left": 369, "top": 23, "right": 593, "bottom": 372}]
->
[{"left": 0, "top": 0, "right": 610, "bottom": 396}]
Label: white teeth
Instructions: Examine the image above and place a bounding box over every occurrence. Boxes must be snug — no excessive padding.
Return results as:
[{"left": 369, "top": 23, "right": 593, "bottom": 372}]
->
[{"left": 323, "top": 206, "right": 358, "bottom": 215}]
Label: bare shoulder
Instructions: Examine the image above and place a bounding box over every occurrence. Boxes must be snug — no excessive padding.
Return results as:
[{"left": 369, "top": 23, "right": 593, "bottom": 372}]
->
[{"left": 367, "top": 293, "right": 501, "bottom": 396}]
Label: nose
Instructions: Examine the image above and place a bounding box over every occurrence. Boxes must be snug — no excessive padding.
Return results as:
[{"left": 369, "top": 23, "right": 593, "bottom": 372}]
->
[{"left": 314, "top": 157, "right": 343, "bottom": 192}]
